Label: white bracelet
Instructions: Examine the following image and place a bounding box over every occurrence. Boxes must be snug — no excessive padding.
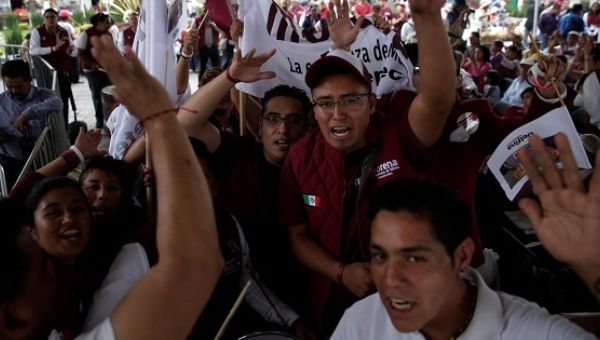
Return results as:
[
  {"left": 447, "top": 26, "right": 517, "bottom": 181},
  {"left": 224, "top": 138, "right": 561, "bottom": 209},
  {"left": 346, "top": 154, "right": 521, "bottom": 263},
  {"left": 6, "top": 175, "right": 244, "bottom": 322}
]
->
[
  {"left": 534, "top": 83, "right": 567, "bottom": 104},
  {"left": 69, "top": 145, "right": 85, "bottom": 164},
  {"left": 181, "top": 49, "right": 193, "bottom": 59}
]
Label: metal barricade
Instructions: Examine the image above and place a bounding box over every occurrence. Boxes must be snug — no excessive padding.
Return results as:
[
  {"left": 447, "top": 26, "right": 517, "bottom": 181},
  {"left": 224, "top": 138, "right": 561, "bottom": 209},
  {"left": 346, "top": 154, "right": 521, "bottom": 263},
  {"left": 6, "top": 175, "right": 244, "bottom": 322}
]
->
[
  {"left": 13, "top": 127, "right": 52, "bottom": 188},
  {"left": 47, "top": 109, "right": 70, "bottom": 156},
  {"left": 0, "top": 164, "right": 7, "bottom": 198},
  {"left": 31, "top": 55, "right": 59, "bottom": 93},
  {"left": 11, "top": 111, "right": 70, "bottom": 190}
]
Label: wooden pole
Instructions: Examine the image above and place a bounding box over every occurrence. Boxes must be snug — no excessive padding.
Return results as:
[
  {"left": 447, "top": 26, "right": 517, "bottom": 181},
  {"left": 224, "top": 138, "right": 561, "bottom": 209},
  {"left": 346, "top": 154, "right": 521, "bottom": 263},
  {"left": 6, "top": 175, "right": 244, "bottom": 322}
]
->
[
  {"left": 550, "top": 78, "right": 566, "bottom": 108},
  {"left": 214, "top": 281, "right": 252, "bottom": 340}
]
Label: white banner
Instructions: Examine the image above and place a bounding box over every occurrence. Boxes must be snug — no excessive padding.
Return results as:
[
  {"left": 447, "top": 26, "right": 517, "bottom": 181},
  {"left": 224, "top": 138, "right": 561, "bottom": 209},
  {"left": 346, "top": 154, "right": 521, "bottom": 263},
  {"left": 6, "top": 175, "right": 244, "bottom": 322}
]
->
[
  {"left": 236, "top": 0, "right": 415, "bottom": 98},
  {"left": 487, "top": 107, "right": 592, "bottom": 201},
  {"left": 107, "top": 0, "right": 185, "bottom": 159}
]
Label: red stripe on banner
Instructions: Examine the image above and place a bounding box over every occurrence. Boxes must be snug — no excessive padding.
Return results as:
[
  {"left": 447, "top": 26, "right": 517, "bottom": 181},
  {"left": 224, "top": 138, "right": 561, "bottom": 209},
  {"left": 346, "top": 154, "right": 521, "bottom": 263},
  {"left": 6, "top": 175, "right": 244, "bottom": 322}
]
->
[
  {"left": 267, "top": 3, "right": 278, "bottom": 35},
  {"left": 290, "top": 29, "right": 300, "bottom": 43},
  {"left": 276, "top": 15, "right": 288, "bottom": 41},
  {"left": 205, "top": 0, "right": 232, "bottom": 32}
]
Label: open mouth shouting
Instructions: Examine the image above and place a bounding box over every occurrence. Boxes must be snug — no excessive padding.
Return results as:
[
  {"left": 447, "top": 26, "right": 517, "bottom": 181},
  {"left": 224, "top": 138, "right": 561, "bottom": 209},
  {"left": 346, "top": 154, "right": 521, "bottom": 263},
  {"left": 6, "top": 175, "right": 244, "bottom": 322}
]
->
[{"left": 330, "top": 126, "right": 351, "bottom": 138}]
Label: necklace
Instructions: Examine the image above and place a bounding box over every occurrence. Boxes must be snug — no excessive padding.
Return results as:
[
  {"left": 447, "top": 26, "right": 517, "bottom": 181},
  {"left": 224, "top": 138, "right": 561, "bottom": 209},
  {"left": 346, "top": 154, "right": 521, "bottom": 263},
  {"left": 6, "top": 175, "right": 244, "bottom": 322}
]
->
[{"left": 450, "top": 284, "right": 477, "bottom": 340}]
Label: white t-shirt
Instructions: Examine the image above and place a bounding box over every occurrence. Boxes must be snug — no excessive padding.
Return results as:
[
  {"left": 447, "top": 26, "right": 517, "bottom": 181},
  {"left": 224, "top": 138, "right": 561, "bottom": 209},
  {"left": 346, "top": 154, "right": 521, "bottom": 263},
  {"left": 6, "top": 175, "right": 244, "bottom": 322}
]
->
[
  {"left": 578, "top": 72, "right": 600, "bottom": 128},
  {"left": 83, "top": 224, "right": 299, "bottom": 333},
  {"left": 83, "top": 243, "right": 149, "bottom": 331},
  {"left": 331, "top": 270, "right": 596, "bottom": 340},
  {"left": 75, "top": 319, "right": 115, "bottom": 340}
]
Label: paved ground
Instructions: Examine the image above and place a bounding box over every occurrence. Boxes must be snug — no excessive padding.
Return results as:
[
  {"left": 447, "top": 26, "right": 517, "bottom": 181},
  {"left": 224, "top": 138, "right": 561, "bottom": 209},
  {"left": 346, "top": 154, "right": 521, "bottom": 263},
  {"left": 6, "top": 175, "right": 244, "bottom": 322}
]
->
[{"left": 67, "top": 72, "right": 201, "bottom": 129}]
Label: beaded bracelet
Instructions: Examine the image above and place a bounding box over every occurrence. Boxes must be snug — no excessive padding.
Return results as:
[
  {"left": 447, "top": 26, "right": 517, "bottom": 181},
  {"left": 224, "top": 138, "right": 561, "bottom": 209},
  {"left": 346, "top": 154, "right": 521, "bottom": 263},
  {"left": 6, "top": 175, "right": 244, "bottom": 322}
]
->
[
  {"left": 226, "top": 67, "right": 241, "bottom": 84},
  {"left": 139, "top": 107, "right": 199, "bottom": 126}
]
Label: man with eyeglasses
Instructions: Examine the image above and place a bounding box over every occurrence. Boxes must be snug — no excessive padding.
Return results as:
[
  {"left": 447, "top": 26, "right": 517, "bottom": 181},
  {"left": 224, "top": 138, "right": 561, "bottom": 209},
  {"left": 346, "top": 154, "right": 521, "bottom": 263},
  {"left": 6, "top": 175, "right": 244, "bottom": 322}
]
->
[
  {"left": 30, "top": 8, "right": 75, "bottom": 127},
  {"left": 277, "top": 0, "right": 456, "bottom": 334},
  {"left": 125, "top": 47, "right": 314, "bottom": 318},
  {"left": 0, "top": 59, "right": 62, "bottom": 189}
]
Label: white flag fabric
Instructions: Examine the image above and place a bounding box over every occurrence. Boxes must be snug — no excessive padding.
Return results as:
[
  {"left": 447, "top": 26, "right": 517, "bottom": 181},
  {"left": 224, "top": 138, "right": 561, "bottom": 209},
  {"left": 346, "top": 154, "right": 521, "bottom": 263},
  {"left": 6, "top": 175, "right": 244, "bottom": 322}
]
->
[
  {"left": 107, "top": 0, "right": 184, "bottom": 159},
  {"left": 236, "top": 0, "right": 415, "bottom": 98}
]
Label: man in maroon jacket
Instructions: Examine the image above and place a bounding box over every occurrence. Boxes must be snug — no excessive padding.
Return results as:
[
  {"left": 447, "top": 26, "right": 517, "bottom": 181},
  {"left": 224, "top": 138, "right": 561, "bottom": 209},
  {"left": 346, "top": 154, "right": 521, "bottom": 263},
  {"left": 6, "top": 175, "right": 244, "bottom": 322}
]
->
[
  {"left": 118, "top": 11, "right": 138, "bottom": 53},
  {"left": 278, "top": 0, "right": 456, "bottom": 334},
  {"left": 77, "top": 13, "right": 113, "bottom": 128},
  {"left": 30, "top": 8, "right": 74, "bottom": 126}
]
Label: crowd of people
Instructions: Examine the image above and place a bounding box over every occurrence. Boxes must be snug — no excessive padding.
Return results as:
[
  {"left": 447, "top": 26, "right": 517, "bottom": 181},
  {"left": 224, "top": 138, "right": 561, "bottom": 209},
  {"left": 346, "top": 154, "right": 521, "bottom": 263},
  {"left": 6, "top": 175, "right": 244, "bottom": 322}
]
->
[{"left": 1, "top": 0, "right": 600, "bottom": 339}]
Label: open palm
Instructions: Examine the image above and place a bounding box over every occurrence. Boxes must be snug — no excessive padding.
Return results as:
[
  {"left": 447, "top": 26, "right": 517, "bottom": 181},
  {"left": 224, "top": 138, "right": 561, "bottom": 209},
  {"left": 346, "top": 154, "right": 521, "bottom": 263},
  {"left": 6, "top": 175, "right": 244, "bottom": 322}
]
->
[
  {"left": 327, "top": 0, "right": 364, "bottom": 50},
  {"left": 228, "top": 48, "right": 276, "bottom": 83},
  {"left": 518, "top": 133, "right": 600, "bottom": 270}
]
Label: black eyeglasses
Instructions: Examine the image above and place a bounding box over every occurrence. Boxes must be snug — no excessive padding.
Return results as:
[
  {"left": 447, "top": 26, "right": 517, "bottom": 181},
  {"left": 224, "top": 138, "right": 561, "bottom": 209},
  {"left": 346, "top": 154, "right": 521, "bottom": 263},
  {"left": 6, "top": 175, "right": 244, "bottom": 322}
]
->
[
  {"left": 313, "top": 93, "right": 370, "bottom": 112},
  {"left": 263, "top": 114, "right": 306, "bottom": 127}
]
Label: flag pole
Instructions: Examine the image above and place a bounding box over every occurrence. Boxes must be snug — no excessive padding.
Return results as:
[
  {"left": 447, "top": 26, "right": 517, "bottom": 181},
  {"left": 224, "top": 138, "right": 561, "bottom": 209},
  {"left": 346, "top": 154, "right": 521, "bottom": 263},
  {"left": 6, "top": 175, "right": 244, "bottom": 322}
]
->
[
  {"left": 214, "top": 281, "right": 252, "bottom": 340},
  {"left": 551, "top": 78, "right": 566, "bottom": 108}
]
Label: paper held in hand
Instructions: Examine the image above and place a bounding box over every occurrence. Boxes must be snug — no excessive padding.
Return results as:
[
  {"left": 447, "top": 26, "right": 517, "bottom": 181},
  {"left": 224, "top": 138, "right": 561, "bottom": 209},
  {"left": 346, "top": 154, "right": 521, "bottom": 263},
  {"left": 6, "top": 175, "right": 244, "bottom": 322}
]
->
[{"left": 486, "top": 107, "right": 593, "bottom": 201}]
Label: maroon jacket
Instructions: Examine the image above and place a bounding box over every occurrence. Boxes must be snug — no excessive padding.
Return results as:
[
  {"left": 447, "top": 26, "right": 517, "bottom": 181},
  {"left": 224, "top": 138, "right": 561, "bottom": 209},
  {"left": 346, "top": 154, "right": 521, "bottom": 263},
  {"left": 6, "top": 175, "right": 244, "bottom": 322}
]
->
[
  {"left": 279, "top": 90, "right": 432, "bottom": 331},
  {"left": 36, "top": 25, "right": 71, "bottom": 72},
  {"left": 122, "top": 26, "right": 135, "bottom": 48},
  {"left": 198, "top": 24, "right": 220, "bottom": 48}
]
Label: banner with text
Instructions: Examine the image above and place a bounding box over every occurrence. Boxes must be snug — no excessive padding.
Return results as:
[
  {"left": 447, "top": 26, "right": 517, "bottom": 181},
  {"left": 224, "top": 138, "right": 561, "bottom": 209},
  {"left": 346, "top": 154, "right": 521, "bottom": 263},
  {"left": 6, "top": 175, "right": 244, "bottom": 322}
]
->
[{"left": 236, "top": 0, "right": 415, "bottom": 98}]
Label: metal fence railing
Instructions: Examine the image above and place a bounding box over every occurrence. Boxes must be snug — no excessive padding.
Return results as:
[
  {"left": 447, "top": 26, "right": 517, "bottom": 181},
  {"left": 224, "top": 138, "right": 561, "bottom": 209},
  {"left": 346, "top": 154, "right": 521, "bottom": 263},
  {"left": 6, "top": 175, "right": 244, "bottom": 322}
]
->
[
  {"left": 0, "top": 164, "right": 7, "bottom": 198},
  {"left": 11, "top": 111, "right": 70, "bottom": 191},
  {"left": 14, "top": 127, "right": 52, "bottom": 186},
  {"left": 47, "top": 107, "right": 70, "bottom": 155},
  {"left": 31, "top": 55, "right": 59, "bottom": 93}
]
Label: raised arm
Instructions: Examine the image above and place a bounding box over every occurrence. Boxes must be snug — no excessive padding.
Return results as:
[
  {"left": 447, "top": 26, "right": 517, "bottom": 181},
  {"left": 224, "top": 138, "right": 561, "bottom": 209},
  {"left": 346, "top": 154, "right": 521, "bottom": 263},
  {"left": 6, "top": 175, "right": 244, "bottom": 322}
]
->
[
  {"left": 176, "top": 29, "right": 198, "bottom": 95},
  {"left": 517, "top": 134, "right": 600, "bottom": 303},
  {"left": 177, "top": 47, "right": 275, "bottom": 152},
  {"left": 406, "top": 0, "right": 456, "bottom": 147},
  {"left": 91, "top": 36, "right": 223, "bottom": 340},
  {"left": 327, "top": 0, "right": 454, "bottom": 147}
]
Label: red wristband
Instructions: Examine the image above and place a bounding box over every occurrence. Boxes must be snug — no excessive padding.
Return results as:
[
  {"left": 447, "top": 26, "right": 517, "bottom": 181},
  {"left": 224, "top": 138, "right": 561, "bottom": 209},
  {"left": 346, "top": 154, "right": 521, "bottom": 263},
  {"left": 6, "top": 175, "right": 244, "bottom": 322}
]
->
[
  {"left": 337, "top": 263, "right": 346, "bottom": 285},
  {"left": 61, "top": 149, "right": 81, "bottom": 169},
  {"left": 226, "top": 67, "right": 240, "bottom": 84}
]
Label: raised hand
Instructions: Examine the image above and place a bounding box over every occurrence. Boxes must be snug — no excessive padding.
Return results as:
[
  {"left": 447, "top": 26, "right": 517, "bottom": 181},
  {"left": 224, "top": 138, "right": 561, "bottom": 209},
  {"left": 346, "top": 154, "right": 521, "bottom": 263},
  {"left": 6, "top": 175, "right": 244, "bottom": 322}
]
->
[
  {"left": 183, "top": 28, "right": 199, "bottom": 55},
  {"left": 408, "top": 0, "right": 446, "bottom": 16},
  {"left": 327, "top": 0, "right": 365, "bottom": 51},
  {"left": 227, "top": 48, "right": 276, "bottom": 83},
  {"left": 75, "top": 127, "right": 106, "bottom": 159},
  {"left": 230, "top": 18, "right": 244, "bottom": 44},
  {"left": 517, "top": 134, "right": 600, "bottom": 292},
  {"left": 372, "top": 14, "right": 392, "bottom": 34},
  {"left": 91, "top": 35, "right": 173, "bottom": 122}
]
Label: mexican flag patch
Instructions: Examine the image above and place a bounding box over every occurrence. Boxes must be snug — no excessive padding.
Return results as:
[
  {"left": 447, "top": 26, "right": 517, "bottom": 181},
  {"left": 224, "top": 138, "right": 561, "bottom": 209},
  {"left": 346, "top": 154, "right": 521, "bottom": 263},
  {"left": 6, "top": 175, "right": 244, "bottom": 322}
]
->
[{"left": 303, "top": 194, "right": 321, "bottom": 207}]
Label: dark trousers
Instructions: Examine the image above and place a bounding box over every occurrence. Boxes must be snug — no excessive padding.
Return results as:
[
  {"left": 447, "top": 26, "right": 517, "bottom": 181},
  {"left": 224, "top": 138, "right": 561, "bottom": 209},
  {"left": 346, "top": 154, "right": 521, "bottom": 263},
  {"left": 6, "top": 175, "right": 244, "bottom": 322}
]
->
[
  {"left": 69, "top": 57, "right": 81, "bottom": 83},
  {"left": 57, "top": 71, "right": 72, "bottom": 126},
  {"left": 84, "top": 70, "right": 111, "bottom": 127},
  {"left": 197, "top": 46, "right": 219, "bottom": 82}
]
